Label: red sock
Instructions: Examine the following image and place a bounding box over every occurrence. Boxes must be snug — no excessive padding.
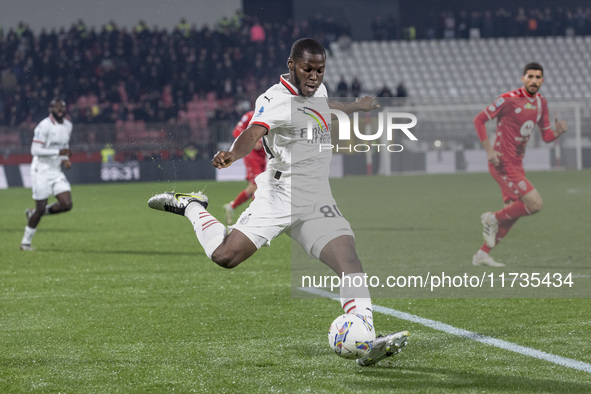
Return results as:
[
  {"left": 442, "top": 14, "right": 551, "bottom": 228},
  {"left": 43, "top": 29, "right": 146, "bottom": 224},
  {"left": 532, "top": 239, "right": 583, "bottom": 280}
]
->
[
  {"left": 497, "top": 218, "right": 517, "bottom": 240},
  {"left": 231, "top": 190, "right": 251, "bottom": 209},
  {"left": 494, "top": 200, "right": 531, "bottom": 222},
  {"left": 480, "top": 243, "right": 491, "bottom": 253}
]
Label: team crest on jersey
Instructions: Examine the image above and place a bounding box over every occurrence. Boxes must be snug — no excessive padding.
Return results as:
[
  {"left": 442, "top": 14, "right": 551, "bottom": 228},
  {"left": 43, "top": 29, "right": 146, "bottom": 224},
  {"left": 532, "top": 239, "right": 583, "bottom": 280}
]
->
[
  {"left": 255, "top": 107, "right": 264, "bottom": 118},
  {"left": 488, "top": 105, "right": 496, "bottom": 112},
  {"left": 495, "top": 97, "right": 505, "bottom": 108},
  {"left": 515, "top": 107, "right": 522, "bottom": 113},
  {"left": 520, "top": 120, "right": 534, "bottom": 137}
]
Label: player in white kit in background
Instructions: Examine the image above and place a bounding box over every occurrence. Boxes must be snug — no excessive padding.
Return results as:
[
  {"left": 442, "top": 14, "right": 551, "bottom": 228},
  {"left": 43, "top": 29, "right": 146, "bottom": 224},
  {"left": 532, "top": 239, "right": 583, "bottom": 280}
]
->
[
  {"left": 21, "top": 98, "right": 73, "bottom": 251},
  {"left": 148, "top": 38, "right": 409, "bottom": 366}
]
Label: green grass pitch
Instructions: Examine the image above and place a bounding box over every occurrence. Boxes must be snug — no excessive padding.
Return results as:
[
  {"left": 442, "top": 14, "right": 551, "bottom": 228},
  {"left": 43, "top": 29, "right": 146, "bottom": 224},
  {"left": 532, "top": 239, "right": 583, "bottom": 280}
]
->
[{"left": 1, "top": 170, "right": 590, "bottom": 392}]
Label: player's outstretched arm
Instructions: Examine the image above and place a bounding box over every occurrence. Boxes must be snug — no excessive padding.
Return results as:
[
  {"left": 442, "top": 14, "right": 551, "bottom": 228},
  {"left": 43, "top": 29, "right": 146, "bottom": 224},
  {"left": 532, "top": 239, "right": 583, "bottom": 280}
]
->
[
  {"left": 481, "top": 139, "right": 502, "bottom": 166},
  {"left": 212, "top": 124, "right": 267, "bottom": 169},
  {"left": 329, "top": 96, "right": 380, "bottom": 115},
  {"left": 474, "top": 112, "right": 502, "bottom": 166}
]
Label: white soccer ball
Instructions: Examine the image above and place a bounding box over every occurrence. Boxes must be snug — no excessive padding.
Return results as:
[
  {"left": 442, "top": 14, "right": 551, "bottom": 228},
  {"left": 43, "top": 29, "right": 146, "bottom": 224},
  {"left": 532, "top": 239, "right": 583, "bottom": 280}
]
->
[{"left": 328, "top": 313, "right": 375, "bottom": 359}]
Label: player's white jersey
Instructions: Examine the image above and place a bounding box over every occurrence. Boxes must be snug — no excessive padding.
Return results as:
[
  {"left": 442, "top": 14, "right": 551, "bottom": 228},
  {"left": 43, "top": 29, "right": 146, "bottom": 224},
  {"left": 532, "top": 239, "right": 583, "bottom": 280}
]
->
[
  {"left": 249, "top": 75, "right": 332, "bottom": 205},
  {"left": 31, "top": 115, "right": 72, "bottom": 174}
]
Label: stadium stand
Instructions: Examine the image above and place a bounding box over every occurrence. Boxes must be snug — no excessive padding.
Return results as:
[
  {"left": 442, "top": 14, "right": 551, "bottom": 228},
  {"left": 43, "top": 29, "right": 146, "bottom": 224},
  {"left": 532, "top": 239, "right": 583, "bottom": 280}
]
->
[
  {"left": 1, "top": 6, "right": 590, "bottom": 167},
  {"left": 325, "top": 36, "right": 591, "bottom": 98}
]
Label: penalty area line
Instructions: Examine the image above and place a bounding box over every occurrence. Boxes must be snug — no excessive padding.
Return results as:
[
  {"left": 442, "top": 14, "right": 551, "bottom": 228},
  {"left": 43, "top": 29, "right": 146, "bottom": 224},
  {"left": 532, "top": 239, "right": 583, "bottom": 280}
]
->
[{"left": 298, "top": 287, "right": 591, "bottom": 374}]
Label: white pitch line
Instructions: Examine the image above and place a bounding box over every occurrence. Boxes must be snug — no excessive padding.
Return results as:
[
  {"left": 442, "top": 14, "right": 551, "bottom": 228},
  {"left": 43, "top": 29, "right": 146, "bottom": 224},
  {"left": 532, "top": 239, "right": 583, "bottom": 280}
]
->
[{"left": 299, "top": 287, "right": 591, "bottom": 373}]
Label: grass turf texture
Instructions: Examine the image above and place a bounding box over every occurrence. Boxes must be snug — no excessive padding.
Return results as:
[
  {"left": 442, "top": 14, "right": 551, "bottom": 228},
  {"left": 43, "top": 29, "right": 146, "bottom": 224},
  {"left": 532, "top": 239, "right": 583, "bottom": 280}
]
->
[{"left": 1, "top": 171, "right": 590, "bottom": 392}]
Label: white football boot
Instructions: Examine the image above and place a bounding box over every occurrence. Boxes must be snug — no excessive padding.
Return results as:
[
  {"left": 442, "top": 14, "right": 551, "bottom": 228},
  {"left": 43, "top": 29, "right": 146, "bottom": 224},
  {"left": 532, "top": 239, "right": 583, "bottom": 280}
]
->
[
  {"left": 20, "top": 244, "right": 34, "bottom": 251},
  {"left": 481, "top": 212, "right": 498, "bottom": 248},
  {"left": 223, "top": 203, "right": 234, "bottom": 225},
  {"left": 148, "top": 192, "right": 208, "bottom": 215},
  {"left": 472, "top": 250, "right": 505, "bottom": 267},
  {"left": 357, "top": 330, "right": 409, "bottom": 366}
]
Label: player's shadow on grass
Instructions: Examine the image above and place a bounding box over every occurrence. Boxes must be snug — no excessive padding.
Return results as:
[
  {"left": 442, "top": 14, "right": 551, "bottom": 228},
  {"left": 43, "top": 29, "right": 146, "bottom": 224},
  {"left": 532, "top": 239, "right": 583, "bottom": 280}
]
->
[
  {"left": 42, "top": 248, "right": 199, "bottom": 257},
  {"left": 349, "top": 366, "right": 590, "bottom": 392},
  {"left": 1, "top": 227, "right": 88, "bottom": 233},
  {"left": 355, "top": 226, "right": 440, "bottom": 232}
]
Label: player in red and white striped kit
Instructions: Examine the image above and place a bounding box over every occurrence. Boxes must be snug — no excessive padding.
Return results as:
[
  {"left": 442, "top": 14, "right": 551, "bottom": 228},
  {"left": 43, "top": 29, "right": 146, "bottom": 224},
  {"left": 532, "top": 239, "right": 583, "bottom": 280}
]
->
[
  {"left": 223, "top": 110, "right": 267, "bottom": 225},
  {"left": 472, "top": 63, "right": 567, "bottom": 267}
]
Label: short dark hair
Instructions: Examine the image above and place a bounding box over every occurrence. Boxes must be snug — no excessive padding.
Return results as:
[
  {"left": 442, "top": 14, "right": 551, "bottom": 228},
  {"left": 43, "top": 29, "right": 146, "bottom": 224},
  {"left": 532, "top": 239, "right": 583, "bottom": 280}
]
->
[
  {"left": 290, "top": 38, "right": 325, "bottom": 60},
  {"left": 523, "top": 62, "right": 543, "bottom": 76}
]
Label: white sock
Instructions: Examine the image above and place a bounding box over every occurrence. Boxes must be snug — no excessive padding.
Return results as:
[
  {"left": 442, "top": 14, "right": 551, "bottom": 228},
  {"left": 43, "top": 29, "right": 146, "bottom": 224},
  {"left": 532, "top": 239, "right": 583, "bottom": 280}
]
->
[
  {"left": 340, "top": 272, "right": 373, "bottom": 322},
  {"left": 21, "top": 226, "right": 36, "bottom": 245},
  {"left": 185, "top": 202, "right": 227, "bottom": 258}
]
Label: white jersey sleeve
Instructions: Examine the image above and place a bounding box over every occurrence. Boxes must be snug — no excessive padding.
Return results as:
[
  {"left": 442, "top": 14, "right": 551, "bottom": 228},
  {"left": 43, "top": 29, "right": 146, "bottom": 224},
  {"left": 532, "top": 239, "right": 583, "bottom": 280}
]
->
[
  {"left": 249, "top": 91, "right": 290, "bottom": 132},
  {"left": 31, "top": 119, "right": 60, "bottom": 156}
]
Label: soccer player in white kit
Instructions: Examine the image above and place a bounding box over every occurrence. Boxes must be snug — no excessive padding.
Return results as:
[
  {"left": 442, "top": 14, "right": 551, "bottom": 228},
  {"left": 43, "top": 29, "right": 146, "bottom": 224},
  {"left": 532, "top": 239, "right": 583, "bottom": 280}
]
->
[
  {"left": 148, "top": 38, "right": 409, "bottom": 366},
  {"left": 21, "top": 98, "right": 73, "bottom": 251}
]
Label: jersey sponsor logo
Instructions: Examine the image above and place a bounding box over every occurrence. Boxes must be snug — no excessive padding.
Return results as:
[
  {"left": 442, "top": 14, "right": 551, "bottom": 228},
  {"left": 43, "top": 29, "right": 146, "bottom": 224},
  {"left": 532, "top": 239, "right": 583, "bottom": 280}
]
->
[
  {"left": 298, "top": 106, "right": 329, "bottom": 133},
  {"left": 518, "top": 181, "right": 527, "bottom": 191},
  {"left": 495, "top": 97, "right": 505, "bottom": 108},
  {"left": 524, "top": 103, "right": 536, "bottom": 110},
  {"left": 254, "top": 106, "right": 264, "bottom": 117},
  {"left": 520, "top": 120, "right": 535, "bottom": 137}
]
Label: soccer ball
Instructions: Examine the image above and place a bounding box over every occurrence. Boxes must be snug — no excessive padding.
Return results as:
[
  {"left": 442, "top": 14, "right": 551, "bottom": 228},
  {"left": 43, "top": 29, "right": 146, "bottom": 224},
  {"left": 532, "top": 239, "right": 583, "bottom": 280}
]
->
[{"left": 328, "top": 313, "right": 375, "bottom": 359}]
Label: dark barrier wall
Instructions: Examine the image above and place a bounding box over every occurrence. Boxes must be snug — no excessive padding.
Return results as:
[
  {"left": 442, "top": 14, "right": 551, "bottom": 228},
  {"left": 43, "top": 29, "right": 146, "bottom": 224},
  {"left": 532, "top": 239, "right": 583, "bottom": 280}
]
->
[{"left": 2, "top": 159, "right": 216, "bottom": 188}]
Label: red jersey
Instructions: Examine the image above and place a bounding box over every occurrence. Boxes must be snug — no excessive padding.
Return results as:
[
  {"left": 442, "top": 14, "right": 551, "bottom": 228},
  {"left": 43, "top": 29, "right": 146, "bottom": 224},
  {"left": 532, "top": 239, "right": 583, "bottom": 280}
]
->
[
  {"left": 475, "top": 87, "right": 556, "bottom": 166},
  {"left": 233, "top": 111, "right": 255, "bottom": 139},
  {"left": 233, "top": 110, "right": 266, "bottom": 182}
]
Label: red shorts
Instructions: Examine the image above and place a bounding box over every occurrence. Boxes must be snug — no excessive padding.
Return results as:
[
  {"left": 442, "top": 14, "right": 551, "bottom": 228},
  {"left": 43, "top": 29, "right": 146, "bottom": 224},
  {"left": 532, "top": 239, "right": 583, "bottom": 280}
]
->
[
  {"left": 244, "top": 149, "right": 266, "bottom": 183},
  {"left": 489, "top": 162, "right": 534, "bottom": 203}
]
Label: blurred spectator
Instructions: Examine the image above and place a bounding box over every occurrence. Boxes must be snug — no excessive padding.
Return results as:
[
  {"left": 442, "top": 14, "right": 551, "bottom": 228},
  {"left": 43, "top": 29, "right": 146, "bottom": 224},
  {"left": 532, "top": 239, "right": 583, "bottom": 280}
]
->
[
  {"left": 396, "top": 82, "right": 408, "bottom": 106},
  {"left": 336, "top": 33, "right": 352, "bottom": 52},
  {"left": 396, "top": 82, "right": 408, "bottom": 98},
  {"left": 351, "top": 77, "right": 361, "bottom": 97},
  {"left": 371, "top": 16, "right": 386, "bottom": 41},
  {"left": 250, "top": 18, "right": 265, "bottom": 42},
  {"left": 101, "top": 143, "right": 115, "bottom": 162},
  {"left": 443, "top": 12, "right": 456, "bottom": 39},
  {"left": 377, "top": 85, "right": 393, "bottom": 97},
  {"left": 183, "top": 144, "right": 198, "bottom": 161},
  {"left": 336, "top": 76, "right": 348, "bottom": 97}
]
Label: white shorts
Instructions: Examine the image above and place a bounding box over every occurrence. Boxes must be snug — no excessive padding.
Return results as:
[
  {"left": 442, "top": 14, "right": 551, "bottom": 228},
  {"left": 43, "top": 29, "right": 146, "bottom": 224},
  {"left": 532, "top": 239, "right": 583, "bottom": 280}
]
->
[
  {"left": 31, "top": 170, "right": 71, "bottom": 200},
  {"left": 230, "top": 187, "right": 354, "bottom": 259}
]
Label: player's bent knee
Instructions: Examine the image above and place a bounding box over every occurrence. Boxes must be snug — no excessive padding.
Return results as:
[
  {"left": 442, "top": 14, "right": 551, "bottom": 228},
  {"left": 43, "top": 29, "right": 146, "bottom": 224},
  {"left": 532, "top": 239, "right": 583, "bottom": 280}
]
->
[
  {"left": 526, "top": 199, "right": 543, "bottom": 214},
  {"left": 210, "top": 249, "right": 241, "bottom": 269}
]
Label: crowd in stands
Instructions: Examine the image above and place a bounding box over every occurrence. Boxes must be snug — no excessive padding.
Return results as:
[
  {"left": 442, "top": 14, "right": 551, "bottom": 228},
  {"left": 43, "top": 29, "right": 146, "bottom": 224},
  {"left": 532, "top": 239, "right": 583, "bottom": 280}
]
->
[
  {"left": 1, "top": 5, "right": 590, "bottom": 134},
  {"left": 0, "top": 12, "right": 349, "bottom": 130},
  {"left": 372, "top": 6, "right": 591, "bottom": 41}
]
